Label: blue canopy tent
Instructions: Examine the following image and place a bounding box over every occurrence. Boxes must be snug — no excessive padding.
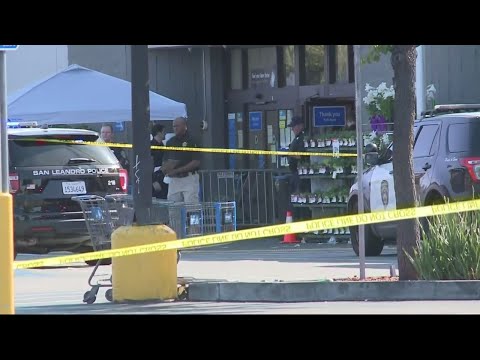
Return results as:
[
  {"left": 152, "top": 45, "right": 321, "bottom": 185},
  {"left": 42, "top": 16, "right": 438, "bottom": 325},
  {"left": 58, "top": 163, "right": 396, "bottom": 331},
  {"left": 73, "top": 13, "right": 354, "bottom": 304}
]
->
[{"left": 7, "top": 64, "right": 187, "bottom": 125}]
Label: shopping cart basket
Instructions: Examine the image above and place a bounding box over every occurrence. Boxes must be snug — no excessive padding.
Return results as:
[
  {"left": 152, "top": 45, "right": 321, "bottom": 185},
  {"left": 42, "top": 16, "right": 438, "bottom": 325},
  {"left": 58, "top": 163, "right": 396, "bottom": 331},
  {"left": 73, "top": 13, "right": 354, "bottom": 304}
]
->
[
  {"left": 72, "top": 194, "right": 134, "bottom": 304},
  {"left": 105, "top": 193, "right": 136, "bottom": 226},
  {"left": 106, "top": 195, "right": 182, "bottom": 263}
]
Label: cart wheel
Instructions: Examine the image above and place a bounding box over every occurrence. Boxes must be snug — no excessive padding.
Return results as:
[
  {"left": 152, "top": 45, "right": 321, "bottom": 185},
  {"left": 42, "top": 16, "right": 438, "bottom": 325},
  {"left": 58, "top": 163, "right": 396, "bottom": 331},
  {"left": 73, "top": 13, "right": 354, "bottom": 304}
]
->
[
  {"left": 177, "top": 285, "right": 188, "bottom": 301},
  {"left": 83, "top": 291, "right": 96, "bottom": 304},
  {"left": 105, "top": 289, "right": 113, "bottom": 302}
]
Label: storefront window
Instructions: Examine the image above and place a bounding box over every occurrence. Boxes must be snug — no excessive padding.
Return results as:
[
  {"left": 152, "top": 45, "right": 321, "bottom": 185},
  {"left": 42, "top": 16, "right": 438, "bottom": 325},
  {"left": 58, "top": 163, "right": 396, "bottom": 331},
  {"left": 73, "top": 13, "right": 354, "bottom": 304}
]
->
[
  {"left": 230, "top": 48, "right": 243, "bottom": 90},
  {"left": 283, "top": 45, "right": 295, "bottom": 86},
  {"left": 336, "top": 45, "right": 348, "bottom": 83},
  {"left": 305, "top": 45, "right": 326, "bottom": 85},
  {"left": 248, "top": 47, "right": 277, "bottom": 89}
]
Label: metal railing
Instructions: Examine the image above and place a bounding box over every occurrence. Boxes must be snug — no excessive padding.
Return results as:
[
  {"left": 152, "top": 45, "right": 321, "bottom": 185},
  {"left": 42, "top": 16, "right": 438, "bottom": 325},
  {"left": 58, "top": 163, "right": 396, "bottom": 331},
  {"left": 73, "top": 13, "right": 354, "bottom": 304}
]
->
[{"left": 199, "top": 169, "right": 288, "bottom": 228}]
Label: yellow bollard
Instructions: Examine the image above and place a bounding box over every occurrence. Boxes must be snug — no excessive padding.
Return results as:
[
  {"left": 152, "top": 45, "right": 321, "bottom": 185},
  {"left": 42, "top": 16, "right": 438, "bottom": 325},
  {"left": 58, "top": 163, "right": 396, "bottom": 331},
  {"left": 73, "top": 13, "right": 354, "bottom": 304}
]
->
[
  {"left": 0, "top": 193, "right": 14, "bottom": 314},
  {"left": 112, "top": 224, "right": 177, "bottom": 302}
]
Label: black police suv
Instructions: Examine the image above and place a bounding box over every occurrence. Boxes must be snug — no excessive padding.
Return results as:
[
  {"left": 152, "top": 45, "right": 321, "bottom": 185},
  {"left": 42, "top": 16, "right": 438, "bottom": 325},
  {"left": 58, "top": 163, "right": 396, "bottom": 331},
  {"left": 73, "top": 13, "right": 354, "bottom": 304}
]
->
[
  {"left": 8, "top": 123, "right": 128, "bottom": 262},
  {"left": 347, "top": 104, "right": 480, "bottom": 256}
]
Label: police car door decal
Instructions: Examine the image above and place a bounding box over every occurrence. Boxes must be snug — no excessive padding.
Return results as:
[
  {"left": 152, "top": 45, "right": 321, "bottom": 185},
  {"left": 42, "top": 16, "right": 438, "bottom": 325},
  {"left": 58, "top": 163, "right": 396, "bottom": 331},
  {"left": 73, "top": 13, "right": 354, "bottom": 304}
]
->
[{"left": 370, "top": 162, "right": 396, "bottom": 212}]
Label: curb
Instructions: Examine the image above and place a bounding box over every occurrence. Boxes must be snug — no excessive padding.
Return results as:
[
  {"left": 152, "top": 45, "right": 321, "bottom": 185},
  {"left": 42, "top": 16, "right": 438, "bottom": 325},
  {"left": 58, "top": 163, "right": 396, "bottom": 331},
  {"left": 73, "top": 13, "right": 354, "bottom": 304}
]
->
[{"left": 188, "top": 280, "right": 480, "bottom": 302}]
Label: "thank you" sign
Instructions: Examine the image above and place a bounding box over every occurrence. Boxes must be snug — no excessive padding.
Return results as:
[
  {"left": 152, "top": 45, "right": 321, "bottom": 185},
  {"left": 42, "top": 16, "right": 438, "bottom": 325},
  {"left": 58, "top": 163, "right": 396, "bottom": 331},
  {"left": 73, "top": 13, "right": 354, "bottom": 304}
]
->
[{"left": 313, "top": 106, "right": 346, "bottom": 127}]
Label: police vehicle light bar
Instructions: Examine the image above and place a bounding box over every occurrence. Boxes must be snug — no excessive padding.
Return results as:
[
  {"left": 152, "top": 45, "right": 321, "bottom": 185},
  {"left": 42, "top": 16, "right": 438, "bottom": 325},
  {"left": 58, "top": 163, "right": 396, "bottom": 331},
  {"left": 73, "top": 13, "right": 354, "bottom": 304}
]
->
[
  {"left": 435, "top": 104, "right": 480, "bottom": 111},
  {"left": 421, "top": 104, "right": 480, "bottom": 119},
  {"left": 7, "top": 121, "right": 38, "bottom": 129}
]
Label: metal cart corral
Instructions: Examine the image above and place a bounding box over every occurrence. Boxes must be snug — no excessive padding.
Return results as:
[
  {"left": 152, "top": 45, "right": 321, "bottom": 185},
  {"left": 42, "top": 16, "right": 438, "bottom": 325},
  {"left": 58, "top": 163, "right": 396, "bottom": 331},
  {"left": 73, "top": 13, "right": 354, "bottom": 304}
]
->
[
  {"left": 167, "top": 202, "right": 236, "bottom": 246},
  {"left": 72, "top": 194, "right": 135, "bottom": 304}
]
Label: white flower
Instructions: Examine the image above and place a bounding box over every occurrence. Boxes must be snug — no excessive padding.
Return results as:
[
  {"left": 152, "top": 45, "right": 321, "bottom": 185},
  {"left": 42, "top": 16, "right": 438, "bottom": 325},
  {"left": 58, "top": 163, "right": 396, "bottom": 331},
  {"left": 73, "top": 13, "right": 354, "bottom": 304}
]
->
[
  {"left": 381, "top": 133, "right": 390, "bottom": 145},
  {"left": 364, "top": 82, "right": 395, "bottom": 118},
  {"left": 383, "top": 86, "right": 395, "bottom": 99},
  {"left": 426, "top": 84, "right": 436, "bottom": 100},
  {"left": 377, "top": 82, "right": 388, "bottom": 94},
  {"left": 363, "top": 91, "right": 377, "bottom": 105},
  {"left": 369, "top": 131, "right": 377, "bottom": 141}
]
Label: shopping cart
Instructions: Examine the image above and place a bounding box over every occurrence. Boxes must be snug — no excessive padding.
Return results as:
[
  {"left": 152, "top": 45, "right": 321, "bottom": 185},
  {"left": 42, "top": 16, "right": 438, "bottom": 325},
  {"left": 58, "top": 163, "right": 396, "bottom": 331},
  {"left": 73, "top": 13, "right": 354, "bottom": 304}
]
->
[
  {"left": 106, "top": 195, "right": 182, "bottom": 263},
  {"left": 72, "top": 194, "right": 134, "bottom": 304}
]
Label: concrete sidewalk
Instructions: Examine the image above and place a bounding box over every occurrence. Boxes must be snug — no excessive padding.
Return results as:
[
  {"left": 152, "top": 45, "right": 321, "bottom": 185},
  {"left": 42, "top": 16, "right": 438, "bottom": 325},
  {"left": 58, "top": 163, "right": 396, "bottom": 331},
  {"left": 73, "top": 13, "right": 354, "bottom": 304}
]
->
[
  {"left": 179, "top": 240, "right": 480, "bottom": 302},
  {"left": 178, "top": 239, "right": 397, "bottom": 282}
]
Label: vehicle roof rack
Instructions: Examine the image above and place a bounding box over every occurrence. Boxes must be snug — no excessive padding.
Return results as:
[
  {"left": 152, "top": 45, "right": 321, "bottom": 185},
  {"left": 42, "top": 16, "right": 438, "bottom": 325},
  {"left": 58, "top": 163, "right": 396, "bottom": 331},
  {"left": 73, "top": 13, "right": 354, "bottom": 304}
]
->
[{"left": 421, "top": 104, "right": 480, "bottom": 119}]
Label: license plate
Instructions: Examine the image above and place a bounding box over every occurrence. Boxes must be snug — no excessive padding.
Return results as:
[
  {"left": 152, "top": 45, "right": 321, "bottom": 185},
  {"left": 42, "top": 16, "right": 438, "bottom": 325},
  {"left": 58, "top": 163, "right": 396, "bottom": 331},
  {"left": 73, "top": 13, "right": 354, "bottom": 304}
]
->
[{"left": 62, "top": 181, "right": 87, "bottom": 195}]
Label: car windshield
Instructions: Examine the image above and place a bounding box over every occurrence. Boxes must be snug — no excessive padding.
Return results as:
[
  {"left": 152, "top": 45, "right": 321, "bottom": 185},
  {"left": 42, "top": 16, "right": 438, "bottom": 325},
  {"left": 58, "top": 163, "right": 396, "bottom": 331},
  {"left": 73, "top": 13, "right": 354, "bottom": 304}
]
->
[{"left": 9, "top": 135, "right": 119, "bottom": 167}]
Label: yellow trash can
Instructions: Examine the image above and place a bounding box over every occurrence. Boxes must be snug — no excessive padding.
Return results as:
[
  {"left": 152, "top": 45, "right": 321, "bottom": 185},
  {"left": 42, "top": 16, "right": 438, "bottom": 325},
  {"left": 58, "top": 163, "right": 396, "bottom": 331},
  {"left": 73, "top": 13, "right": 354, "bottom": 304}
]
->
[{"left": 111, "top": 224, "right": 177, "bottom": 302}]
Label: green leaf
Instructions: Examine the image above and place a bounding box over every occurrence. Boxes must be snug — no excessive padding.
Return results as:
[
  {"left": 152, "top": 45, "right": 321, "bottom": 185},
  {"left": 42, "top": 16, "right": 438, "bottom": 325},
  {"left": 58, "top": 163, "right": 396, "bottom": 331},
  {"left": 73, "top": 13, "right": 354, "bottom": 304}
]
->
[{"left": 361, "top": 45, "right": 394, "bottom": 64}]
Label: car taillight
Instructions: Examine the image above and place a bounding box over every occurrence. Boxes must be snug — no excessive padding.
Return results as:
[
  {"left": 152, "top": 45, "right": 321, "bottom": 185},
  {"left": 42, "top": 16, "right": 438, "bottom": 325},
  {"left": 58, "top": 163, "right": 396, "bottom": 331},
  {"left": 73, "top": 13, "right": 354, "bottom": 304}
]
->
[
  {"left": 9, "top": 173, "right": 19, "bottom": 194},
  {"left": 119, "top": 169, "right": 128, "bottom": 192},
  {"left": 460, "top": 157, "right": 480, "bottom": 182}
]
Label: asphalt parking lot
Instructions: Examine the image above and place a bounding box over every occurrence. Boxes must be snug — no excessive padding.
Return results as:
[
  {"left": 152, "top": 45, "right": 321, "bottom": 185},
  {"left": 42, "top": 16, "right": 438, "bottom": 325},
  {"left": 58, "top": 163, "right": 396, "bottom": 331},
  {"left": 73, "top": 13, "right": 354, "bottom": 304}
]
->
[{"left": 14, "top": 238, "right": 399, "bottom": 313}]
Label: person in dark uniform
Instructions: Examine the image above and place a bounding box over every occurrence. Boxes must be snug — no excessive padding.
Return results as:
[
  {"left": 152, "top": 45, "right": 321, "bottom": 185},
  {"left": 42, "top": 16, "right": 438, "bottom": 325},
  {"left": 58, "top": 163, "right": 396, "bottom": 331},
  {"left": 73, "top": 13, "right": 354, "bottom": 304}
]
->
[
  {"left": 99, "top": 123, "right": 130, "bottom": 174},
  {"left": 287, "top": 116, "right": 308, "bottom": 219},
  {"left": 151, "top": 123, "right": 168, "bottom": 199},
  {"left": 287, "top": 116, "right": 307, "bottom": 194},
  {"left": 162, "top": 117, "right": 201, "bottom": 203}
]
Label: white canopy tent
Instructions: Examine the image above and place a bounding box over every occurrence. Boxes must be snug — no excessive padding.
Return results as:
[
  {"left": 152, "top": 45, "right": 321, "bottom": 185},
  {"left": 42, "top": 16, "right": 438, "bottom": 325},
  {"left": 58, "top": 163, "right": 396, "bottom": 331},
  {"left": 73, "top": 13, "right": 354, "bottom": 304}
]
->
[{"left": 7, "top": 64, "right": 187, "bottom": 125}]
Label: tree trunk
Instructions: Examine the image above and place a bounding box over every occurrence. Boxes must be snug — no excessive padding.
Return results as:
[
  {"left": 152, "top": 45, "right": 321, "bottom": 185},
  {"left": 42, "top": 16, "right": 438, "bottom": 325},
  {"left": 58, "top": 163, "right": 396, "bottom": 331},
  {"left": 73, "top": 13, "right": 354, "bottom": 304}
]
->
[{"left": 391, "top": 45, "right": 419, "bottom": 280}]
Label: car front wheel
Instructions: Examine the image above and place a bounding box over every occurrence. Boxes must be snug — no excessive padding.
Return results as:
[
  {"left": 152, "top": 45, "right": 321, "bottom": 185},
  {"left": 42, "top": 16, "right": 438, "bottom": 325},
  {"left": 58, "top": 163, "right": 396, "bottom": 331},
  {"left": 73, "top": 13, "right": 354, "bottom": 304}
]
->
[{"left": 349, "top": 198, "right": 385, "bottom": 257}]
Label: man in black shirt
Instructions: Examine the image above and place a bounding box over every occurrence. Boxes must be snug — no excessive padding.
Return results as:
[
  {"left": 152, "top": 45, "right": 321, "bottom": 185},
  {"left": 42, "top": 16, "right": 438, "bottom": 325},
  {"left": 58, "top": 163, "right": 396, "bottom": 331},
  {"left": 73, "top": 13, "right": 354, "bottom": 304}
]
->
[
  {"left": 163, "top": 117, "right": 201, "bottom": 203},
  {"left": 287, "top": 116, "right": 306, "bottom": 195}
]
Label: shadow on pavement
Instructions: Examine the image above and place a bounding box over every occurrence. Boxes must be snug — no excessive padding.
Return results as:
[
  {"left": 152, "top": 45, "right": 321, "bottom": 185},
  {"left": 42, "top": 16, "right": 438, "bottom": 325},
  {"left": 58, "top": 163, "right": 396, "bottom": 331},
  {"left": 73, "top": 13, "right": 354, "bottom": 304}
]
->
[
  {"left": 180, "top": 246, "right": 398, "bottom": 265},
  {"left": 16, "top": 301, "right": 292, "bottom": 315}
]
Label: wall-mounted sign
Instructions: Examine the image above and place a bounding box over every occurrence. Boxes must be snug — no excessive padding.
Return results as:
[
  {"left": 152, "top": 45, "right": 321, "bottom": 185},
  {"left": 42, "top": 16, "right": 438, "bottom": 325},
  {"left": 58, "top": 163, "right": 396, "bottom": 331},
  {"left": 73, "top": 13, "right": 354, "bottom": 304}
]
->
[
  {"left": 114, "top": 122, "right": 125, "bottom": 132},
  {"left": 250, "top": 69, "right": 271, "bottom": 82},
  {"left": 313, "top": 106, "right": 346, "bottom": 127},
  {"left": 249, "top": 111, "right": 262, "bottom": 131}
]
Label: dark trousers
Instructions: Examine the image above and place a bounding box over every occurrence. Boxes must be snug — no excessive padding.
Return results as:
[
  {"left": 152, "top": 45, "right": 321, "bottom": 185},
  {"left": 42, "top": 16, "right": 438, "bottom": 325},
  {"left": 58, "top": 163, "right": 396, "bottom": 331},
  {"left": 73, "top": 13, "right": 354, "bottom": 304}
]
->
[
  {"left": 152, "top": 171, "right": 168, "bottom": 199},
  {"left": 288, "top": 172, "right": 301, "bottom": 194},
  {"left": 288, "top": 171, "right": 310, "bottom": 221}
]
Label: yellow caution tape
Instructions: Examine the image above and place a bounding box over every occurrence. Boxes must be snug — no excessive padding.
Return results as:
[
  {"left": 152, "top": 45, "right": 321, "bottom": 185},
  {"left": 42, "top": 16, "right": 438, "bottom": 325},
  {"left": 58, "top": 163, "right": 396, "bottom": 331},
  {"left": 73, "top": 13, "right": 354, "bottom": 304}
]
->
[
  {"left": 13, "top": 138, "right": 358, "bottom": 158},
  {"left": 13, "top": 199, "right": 480, "bottom": 270}
]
